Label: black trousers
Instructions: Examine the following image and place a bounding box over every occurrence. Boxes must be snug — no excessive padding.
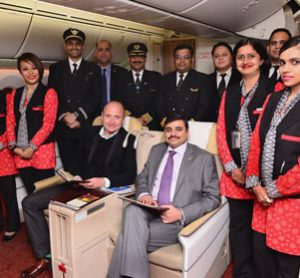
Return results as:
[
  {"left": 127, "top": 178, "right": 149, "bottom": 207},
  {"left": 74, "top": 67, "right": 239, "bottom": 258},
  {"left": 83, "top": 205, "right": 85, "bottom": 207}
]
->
[
  {"left": 19, "top": 167, "right": 55, "bottom": 194},
  {"left": 0, "top": 175, "right": 20, "bottom": 232},
  {"left": 57, "top": 139, "right": 81, "bottom": 173},
  {"left": 228, "top": 198, "right": 255, "bottom": 278},
  {"left": 22, "top": 182, "right": 72, "bottom": 259},
  {"left": 253, "top": 231, "right": 300, "bottom": 278}
]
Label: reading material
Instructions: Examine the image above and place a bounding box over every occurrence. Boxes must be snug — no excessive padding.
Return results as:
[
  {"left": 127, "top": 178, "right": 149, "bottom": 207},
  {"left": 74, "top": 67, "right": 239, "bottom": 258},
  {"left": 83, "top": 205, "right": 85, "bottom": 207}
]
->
[{"left": 119, "top": 196, "right": 169, "bottom": 212}]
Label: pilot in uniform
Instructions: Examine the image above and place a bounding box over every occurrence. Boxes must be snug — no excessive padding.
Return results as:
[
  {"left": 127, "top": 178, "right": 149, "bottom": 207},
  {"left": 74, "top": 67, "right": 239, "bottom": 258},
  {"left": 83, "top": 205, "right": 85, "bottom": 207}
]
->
[
  {"left": 117, "top": 42, "right": 161, "bottom": 130},
  {"left": 158, "top": 44, "right": 211, "bottom": 126},
  {"left": 48, "top": 28, "right": 102, "bottom": 173}
]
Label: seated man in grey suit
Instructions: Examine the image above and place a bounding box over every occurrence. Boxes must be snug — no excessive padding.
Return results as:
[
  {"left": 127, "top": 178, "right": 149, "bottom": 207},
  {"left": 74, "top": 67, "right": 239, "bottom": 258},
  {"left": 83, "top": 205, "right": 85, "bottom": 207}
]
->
[{"left": 107, "top": 115, "right": 221, "bottom": 278}]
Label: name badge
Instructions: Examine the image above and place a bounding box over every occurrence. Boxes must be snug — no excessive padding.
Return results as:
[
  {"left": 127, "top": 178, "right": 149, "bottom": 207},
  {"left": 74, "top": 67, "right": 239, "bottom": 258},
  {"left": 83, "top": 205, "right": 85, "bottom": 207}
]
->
[{"left": 231, "top": 130, "right": 240, "bottom": 149}]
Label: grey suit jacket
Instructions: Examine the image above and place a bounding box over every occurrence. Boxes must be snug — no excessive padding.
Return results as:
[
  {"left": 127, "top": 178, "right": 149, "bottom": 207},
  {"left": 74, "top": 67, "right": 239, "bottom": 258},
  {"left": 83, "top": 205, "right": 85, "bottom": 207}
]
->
[{"left": 135, "top": 143, "right": 221, "bottom": 225}]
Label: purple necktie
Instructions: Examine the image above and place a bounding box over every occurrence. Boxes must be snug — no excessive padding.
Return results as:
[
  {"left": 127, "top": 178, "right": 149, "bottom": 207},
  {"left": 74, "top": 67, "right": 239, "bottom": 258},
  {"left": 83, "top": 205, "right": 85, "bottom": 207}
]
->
[{"left": 157, "top": 150, "right": 176, "bottom": 205}]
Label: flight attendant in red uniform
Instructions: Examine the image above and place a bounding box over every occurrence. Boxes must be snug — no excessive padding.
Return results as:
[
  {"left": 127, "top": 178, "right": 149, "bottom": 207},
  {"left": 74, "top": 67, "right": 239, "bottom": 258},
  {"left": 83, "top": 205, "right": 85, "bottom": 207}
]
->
[
  {"left": 217, "top": 38, "right": 272, "bottom": 277},
  {"left": 6, "top": 53, "right": 58, "bottom": 194},
  {"left": 0, "top": 87, "right": 20, "bottom": 241},
  {"left": 246, "top": 37, "right": 300, "bottom": 277}
]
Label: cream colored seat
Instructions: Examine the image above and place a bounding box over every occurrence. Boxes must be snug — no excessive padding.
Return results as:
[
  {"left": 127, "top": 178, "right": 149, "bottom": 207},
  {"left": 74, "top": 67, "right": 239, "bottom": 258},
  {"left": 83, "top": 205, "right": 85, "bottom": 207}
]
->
[{"left": 108, "top": 121, "right": 230, "bottom": 278}]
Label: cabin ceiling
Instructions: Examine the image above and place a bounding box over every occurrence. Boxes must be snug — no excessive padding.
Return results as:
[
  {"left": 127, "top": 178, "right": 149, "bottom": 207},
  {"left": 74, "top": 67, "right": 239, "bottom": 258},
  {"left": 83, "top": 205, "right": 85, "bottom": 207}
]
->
[{"left": 40, "top": 0, "right": 290, "bottom": 37}]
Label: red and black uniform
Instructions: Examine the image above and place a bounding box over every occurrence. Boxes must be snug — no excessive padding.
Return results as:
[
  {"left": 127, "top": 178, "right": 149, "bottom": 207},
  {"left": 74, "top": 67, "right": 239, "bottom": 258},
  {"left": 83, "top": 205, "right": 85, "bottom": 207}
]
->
[
  {"left": 0, "top": 89, "right": 20, "bottom": 232},
  {"left": 6, "top": 84, "right": 58, "bottom": 193},
  {"left": 217, "top": 74, "right": 271, "bottom": 277},
  {"left": 246, "top": 87, "right": 300, "bottom": 277}
]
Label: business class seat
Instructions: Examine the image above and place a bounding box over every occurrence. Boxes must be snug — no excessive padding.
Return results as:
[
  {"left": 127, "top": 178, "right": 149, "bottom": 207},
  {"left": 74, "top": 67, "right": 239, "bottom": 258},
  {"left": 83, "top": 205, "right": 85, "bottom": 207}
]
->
[{"left": 107, "top": 121, "right": 230, "bottom": 278}]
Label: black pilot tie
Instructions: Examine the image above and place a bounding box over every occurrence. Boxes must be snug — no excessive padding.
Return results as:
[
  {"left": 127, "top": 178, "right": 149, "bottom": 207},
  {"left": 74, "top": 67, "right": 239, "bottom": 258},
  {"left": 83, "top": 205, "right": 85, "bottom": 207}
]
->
[
  {"left": 72, "top": 63, "right": 78, "bottom": 78},
  {"left": 176, "top": 73, "right": 184, "bottom": 92},
  {"left": 135, "top": 73, "right": 141, "bottom": 93},
  {"left": 270, "top": 65, "right": 279, "bottom": 85},
  {"left": 218, "top": 73, "right": 226, "bottom": 97}
]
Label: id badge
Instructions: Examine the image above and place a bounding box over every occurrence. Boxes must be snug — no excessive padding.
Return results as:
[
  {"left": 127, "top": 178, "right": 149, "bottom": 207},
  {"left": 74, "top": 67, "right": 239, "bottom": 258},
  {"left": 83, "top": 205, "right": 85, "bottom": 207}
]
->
[{"left": 231, "top": 130, "right": 241, "bottom": 149}]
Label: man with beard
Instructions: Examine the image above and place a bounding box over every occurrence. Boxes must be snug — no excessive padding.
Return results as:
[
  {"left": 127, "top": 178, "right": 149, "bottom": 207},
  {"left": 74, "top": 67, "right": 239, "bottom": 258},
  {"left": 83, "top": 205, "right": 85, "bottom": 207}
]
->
[
  {"left": 48, "top": 28, "right": 102, "bottom": 173},
  {"left": 117, "top": 42, "right": 161, "bottom": 130}
]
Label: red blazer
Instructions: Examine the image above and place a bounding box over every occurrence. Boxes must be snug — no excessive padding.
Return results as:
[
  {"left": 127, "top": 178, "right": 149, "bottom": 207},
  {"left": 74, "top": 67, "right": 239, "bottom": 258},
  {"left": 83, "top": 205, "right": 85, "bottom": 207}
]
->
[
  {"left": 0, "top": 132, "right": 17, "bottom": 176},
  {"left": 6, "top": 86, "right": 58, "bottom": 170},
  {"left": 217, "top": 91, "right": 254, "bottom": 199},
  {"left": 0, "top": 91, "right": 17, "bottom": 176},
  {"left": 246, "top": 90, "right": 300, "bottom": 255}
]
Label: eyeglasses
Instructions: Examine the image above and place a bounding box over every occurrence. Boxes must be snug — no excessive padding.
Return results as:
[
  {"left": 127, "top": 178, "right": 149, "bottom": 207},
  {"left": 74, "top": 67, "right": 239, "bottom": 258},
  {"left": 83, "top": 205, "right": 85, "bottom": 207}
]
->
[
  {"left": 236, "top": 53, "right": 257, "bottom": 61},
  {"left": 175, "top": 55, "right": 191, "bottom": 60}
]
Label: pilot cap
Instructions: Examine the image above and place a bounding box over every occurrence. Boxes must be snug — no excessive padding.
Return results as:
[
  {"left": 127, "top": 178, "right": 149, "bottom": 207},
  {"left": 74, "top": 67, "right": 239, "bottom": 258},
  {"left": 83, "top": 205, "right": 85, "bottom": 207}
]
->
[
  {"left": 63, "top": 28, "right": 86, "bottom": 43},
  {"left": 127, "top": 42, "right": 148, "bottom": 56}
]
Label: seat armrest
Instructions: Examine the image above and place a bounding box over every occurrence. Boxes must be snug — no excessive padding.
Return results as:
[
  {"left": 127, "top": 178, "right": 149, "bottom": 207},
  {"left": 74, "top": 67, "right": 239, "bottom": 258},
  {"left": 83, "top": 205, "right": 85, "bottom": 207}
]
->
[
  {"left": 179, "top": 201, "right": 227, "bottom": 237},
  {"left": 34, "top": 175, "right": 65, "bottom": 192}
]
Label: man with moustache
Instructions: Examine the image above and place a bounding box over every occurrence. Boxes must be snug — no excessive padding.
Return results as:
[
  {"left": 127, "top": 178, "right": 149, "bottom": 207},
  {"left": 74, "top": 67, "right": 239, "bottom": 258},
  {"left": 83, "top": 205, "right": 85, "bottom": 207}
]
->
[
  {"left": 107, "top": 115, "right": 220, "bottom": 278},
  {"left": 267, "top": 28, "right": 291, "bottom": 88},
  {"left": 21, "top": 101, "right": 136, "bottom": 278},
  {"left": 94, "top": 39, "right": 127, "bottom": 109},
  {"left": 48, "top": 28, "right": 102, "bottom": 173},
  {"left": 117, "top": 42, "right": 161, "bottom": 130},
  {"left": 158, "top": 44, "right": 211, "bottom": 127},
  {"left": 206, "top": 42, "right": 241, "bottom": 121}
]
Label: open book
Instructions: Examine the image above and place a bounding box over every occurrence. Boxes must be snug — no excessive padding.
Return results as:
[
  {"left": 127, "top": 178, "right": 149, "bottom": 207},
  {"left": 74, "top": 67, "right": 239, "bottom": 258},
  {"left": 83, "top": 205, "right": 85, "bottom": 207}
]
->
[{"left": 120, "top": 196, "right": 169, "bottom": 212}]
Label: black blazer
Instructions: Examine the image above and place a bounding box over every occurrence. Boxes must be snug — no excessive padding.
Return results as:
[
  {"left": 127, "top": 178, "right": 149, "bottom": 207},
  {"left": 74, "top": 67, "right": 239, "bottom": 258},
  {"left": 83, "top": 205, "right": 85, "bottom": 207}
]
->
[
  {"left": 118, "top": 69, "right": 161, "bottom": 129},
  {"left": 225, "top": 73, "right": 272, "bottom": 167},
  {"left": 260, "top": 90, "right": 300, "bottom": 181},
  {"left": 74, "top": 126, "right": 136, "bottom": 187},
  {"left": 110, "top": 64, "right": 127, "bottom": 101},
  {"left": 48, "top": 59, "right": 102, "bottom": 139},
  {"left": 158, "top": 69, "right": 211, "bottom": 122},
  {"left": 206, "top": 69, "right": 241, "bottom": 122}
]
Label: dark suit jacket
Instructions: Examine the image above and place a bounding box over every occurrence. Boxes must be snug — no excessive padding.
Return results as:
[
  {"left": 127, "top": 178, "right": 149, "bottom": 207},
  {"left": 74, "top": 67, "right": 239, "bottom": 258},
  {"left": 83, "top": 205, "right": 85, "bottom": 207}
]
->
[
  {"left": 117, "top": 69, "right": 161, "bottom": 129},
  {"left": 74, "top": 126, "right": 136, "bottom": 187},
  {"left": 48, "top": 59, "right": 102, "bottom": 139},
  {"left": 98, "top": 64, "right": 127, "bottom": 102},
  {"left": 158, "top": 69, "right": 211, "bottom": 123},
  {"left": 206, "top": 69, "right": 241, "bottom": 122},
  {"left": 260, "top": 91, "right": 300, "bottom": 181},
  {"left": 135, "top": 143, "right": 220, "bottom": 225},
  {"left": 224, "top": 73, "right": 272, "bottom": 167}
]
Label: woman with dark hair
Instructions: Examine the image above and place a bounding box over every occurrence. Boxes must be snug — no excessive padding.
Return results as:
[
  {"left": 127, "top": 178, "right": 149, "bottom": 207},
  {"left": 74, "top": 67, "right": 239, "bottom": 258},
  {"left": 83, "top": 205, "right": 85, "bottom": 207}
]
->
[
  {"left": 246, "top": 36, "right": 300, "bottom": 277},
  {"left": 6, "top": 52, "right": 58, "bottom": 194},
  {"left": 217, "top": 38, "right": 272, "bottom": 277},
  {"left": 0, "top": 87, "right": 20, "bottom": 241}
]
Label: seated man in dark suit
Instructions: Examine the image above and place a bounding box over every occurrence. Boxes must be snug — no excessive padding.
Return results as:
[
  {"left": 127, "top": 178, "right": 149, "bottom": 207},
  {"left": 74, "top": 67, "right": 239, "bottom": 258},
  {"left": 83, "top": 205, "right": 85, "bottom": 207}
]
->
[
  {"left": 21, "top": 101, "right": 136, "bottom": 278},
  {"left": 107, "top": 115, "right": 220, "bottom": 278},
  {"left": 158, "top": 44, "right": 211, "bottom": 127},
  {"left": 206, "top": 42, "right": 241, "bottom": 121}
]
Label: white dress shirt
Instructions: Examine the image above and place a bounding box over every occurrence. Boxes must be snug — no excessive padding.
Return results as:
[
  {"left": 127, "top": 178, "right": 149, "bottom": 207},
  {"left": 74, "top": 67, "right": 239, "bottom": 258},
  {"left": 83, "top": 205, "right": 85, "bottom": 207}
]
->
[
  {"left": 68, "top": 57, "right": 82, "bottom": 73},
  {"left": 216, "top": 68, "right": 232, "bottom": 88},
  {"left": 151, "top": 143, "right": 187, "bottom": 202}
]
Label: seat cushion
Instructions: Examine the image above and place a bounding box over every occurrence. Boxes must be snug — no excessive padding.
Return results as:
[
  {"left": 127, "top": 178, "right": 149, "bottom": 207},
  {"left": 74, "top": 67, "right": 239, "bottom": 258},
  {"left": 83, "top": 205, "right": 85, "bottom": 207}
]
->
[
  {"left": 149, "top": 244, "right": 183, "bottom": 271},
  {"left": 109, "top": 224, "right": 183, "bottom": 271}
]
